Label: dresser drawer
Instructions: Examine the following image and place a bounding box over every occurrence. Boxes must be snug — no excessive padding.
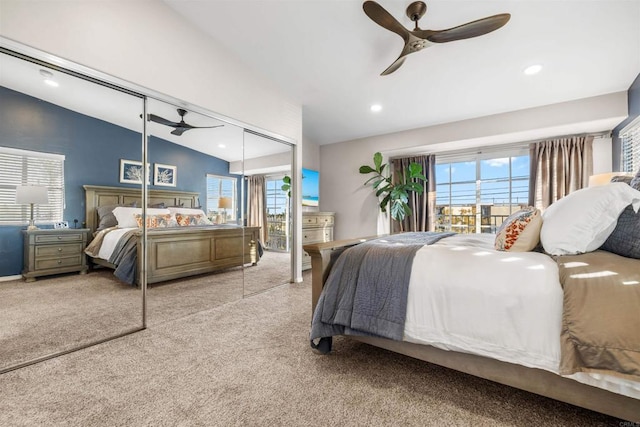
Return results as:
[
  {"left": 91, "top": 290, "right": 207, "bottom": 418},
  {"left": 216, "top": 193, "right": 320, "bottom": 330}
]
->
[
  {"left": 35, "top": 255, "right": 83, "bottom": 271},
  {"left": 35, "top": 243, "right": 83, "bottom": 258},
  {"left": 35, "top": 233, "right": 84, "bottom": 244},
  {"left": 316, "top": 215, "right": 334, "bottom": 225},
  {"left": 302, "top": 229, "right": 332, "bottom": 243},
  {"left": 302, "top": 216, "right": 317, "bottom": 225}
]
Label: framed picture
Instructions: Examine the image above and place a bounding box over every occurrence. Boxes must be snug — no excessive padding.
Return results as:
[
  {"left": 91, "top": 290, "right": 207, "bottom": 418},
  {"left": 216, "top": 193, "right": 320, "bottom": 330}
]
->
[
  {"left": 154, "top": 163, "right": 177, "bottom": 187},
  {"left": 119, "top": 159, "right": 149, "bottom": 185}
]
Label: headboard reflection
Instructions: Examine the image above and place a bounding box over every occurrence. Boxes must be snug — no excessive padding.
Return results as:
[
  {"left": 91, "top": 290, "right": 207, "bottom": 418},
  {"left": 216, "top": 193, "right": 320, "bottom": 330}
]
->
[{"left": 83, "top": 185, "right": 200, "bottom": 234}]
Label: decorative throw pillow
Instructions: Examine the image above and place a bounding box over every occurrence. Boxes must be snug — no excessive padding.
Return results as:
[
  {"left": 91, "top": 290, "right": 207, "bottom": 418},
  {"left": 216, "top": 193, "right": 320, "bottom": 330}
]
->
[
  {"left": 630, "top": 167, "right": 640, "bottom": 191},
  {"left": 175, "top": 213, "right": 210, "bottom": 226},
  {"left": 112, "top": 207, "right": 171, "bottom": 228},
  {"left": 169, "top": 207, "right": 213, "bottom": 225},
  {"left": 610, "top": 175, "right": 633, "bottom": 185},
  {"left": 494, "top": 207, "right": 542, "bottom": 251},
  {"left": 96, "top": 202, "right": 137, "bottom": 231},
  {"left": 540, "top": 183, "right": 640, "bottom": 255},
  {"left": 600, "top": 205, "right": 640, "bottom": 259},
  {"left": 134, "top": 214, "right": 174, "bottom": 228}
]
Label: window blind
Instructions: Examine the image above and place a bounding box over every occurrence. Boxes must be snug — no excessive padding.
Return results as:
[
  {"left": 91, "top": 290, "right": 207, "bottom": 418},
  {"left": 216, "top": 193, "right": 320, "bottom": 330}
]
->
[
  {"left": 0, "top": 147, "right": 65, "bottom": 224},
  {"left": 621, "top": 117, "right": 640, "bottom": 173}
]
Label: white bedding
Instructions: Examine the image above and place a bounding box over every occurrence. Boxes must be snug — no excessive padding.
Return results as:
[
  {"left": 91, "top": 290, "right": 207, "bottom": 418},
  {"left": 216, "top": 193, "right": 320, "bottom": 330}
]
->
[
  {"left": 96, "top": 227, "right": 136, "bottom": 261},
  {"left": 403, "top": 233, "right": 640, "bottom": 399}
]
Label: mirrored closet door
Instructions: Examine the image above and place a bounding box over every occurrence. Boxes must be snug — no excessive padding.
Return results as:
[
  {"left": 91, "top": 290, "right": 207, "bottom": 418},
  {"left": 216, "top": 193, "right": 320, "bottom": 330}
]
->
[
  {"left": 0, "top": 48, "right": 145, "bottom": 372},
  {"left": 242, "top": 130, "right": 293, "bottom": 297},
  {"left": 142, "top": 98, "right": 246, "bottom": 322}
]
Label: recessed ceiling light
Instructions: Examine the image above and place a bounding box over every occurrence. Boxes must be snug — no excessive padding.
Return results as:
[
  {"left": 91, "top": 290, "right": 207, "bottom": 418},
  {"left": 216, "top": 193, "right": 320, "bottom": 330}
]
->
[
  {"left": 218, "top": 144, "right": 226, "bottom": 148},
  {"left": 370, "top": 104, "right": 382, "bottom": 113},
  {"left": 44, "top": 79, "right": 59, "bottom": 87},
  {"left": 524, "top": 64, "right": 542, "bottom": 75}
]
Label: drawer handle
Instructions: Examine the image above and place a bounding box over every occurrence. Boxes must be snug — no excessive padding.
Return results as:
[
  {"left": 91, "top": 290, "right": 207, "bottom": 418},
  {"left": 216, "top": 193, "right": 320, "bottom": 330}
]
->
[
  {"left": 57, "top": 260, "right": 62, "bottom": 264},
  {"left": 57, "top": 236, "right": 62, "bottom": 240},
  {"left": 58, "top": 248, "right": 62, "bottom": 252}
]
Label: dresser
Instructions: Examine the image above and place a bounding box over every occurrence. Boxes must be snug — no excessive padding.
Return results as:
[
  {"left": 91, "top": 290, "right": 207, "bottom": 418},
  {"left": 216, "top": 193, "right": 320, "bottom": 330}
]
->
[
  {"left": 22, "top": 228, "right": 90, "bottom": 282},
  {"left": 302, "top": 212, "right": 335, "bottom": 271}
]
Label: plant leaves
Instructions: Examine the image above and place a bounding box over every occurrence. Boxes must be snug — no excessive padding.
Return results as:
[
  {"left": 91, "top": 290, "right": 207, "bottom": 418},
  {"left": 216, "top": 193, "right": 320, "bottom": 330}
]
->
[
  {"left": 359, "top": 165, "right": 375, "bottom": 174},
  {"left": 373, "top": 152, "right": 383, "bottom": 171}
]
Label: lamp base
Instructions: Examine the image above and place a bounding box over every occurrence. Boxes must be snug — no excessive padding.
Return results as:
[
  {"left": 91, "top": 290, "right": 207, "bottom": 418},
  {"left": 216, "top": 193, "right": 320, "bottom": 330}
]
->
[{"left": 27, "top": 224, "right": 39, "bottom": 230}]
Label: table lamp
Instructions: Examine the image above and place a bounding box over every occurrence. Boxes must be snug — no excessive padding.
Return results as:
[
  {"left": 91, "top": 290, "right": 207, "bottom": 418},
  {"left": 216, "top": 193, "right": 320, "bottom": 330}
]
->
[
  {"left": 218, "top": 197, "right": 232, "bottom": 224},
  {"left": 16, "top": 185, "right": 49, "bottom": 230}
]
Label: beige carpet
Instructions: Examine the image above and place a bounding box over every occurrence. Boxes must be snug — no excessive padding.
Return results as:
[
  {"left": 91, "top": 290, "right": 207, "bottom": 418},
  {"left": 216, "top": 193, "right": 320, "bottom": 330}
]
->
[
  {"left": 0, "top": 272, "right": 623, "bottom": 426},
  {"left": 0, "top": 250, "right": 291, "bottom": 371}
]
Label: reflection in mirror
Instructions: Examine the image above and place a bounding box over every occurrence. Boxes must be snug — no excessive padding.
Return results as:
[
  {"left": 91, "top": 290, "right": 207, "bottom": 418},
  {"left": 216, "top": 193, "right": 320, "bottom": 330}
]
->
[
  {"left": 143, "top": 98, "right": 245, "bottom": 322},
  {"left": 0, "top": 49, "right": 145, "bottom": 372},
  {"left": 241, "top": 130, "right": 293, "bottom": 296}
]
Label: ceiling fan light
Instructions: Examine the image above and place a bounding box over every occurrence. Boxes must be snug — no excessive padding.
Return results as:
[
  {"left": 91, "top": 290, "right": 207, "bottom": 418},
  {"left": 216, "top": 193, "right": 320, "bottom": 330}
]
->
[
  {"left": 370, "top": 104, "right": 382, "bottom": 113},
  {"left": 524, "top": 64, "right": 542, "bottom": 75}
]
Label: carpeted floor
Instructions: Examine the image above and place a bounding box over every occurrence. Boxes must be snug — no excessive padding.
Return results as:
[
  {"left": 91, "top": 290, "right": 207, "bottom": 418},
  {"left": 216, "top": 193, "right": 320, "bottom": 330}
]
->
[
  {"left": 0, "top": 250, "right": 291, "bottom": 371},
  {"left": 0, "top": 271, "right": 625, "bottom": 426}
]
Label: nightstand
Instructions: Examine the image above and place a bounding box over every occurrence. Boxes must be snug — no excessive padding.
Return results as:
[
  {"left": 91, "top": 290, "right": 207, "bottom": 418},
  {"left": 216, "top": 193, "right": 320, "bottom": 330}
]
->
[{"left": 22, "top": 228, "right": 90, "bottom": 282}]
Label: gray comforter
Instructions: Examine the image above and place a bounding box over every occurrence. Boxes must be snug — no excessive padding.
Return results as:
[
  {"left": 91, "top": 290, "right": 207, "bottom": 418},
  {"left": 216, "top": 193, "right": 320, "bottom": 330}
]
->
[
  {"left": 108, "top": 229, "right": 139, "bottom": 286},
  {"left": 310, "top": 232, "right": 454, "bottom": 345}
]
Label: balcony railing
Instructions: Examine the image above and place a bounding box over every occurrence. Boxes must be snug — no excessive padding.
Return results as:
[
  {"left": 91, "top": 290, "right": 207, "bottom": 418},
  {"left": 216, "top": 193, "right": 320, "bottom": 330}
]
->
[{"left": 435, "top": 214, "right": 510, "bottom": 234}]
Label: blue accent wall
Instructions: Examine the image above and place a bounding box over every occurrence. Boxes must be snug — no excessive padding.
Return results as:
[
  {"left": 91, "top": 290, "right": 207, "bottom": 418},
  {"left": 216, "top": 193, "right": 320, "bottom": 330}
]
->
[
  {"left": 0, "top": 86, "right": 237, "bottom": 277},
  {"left": 613, "top": 73, "right": 640, "bottom": 170}
]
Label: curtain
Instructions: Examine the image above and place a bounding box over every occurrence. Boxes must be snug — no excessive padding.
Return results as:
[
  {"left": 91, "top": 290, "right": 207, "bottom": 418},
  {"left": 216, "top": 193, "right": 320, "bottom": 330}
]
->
[
  {"left": 248, "top": 175, "right": 268, "bottom": 243},
  {"left": 528, "top": 136, "right": 593, "bottom": 209},
  {"left": 391, "top": 154, "right": 436, "bottom": 233}
]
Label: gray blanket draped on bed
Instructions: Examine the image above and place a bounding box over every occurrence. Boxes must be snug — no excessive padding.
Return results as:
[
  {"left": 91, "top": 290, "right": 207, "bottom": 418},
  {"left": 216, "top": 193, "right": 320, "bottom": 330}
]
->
[
  {"left": 109, "top": 230, "right": 139, "bottom": 286},
  {"left": 310, "top": 232, "right": 454, "bottom": 347}
]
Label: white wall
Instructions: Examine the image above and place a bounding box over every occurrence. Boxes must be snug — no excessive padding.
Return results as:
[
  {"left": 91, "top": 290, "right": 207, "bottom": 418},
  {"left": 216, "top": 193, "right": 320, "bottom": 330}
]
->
[
  {"left": 321, "top": 92, "right": 628, "bottom": 240},
  {"left": 0, "top": 0, "right": 301, "bottom": 144},
  {"left": 0, "top": 0, "right": 305, "bottom": 280}
]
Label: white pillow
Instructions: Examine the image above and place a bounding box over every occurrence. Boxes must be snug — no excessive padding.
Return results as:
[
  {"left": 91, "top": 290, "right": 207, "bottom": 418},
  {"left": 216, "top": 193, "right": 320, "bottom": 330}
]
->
[
  {"left": 112, "top": 207, "right": 171, "bottom": 228},
  {"left": 540, "top": 183, "right": 640, "bottom": 255},
  {"left": 167, "top": 207, "right": 213, "bottom": 224}
]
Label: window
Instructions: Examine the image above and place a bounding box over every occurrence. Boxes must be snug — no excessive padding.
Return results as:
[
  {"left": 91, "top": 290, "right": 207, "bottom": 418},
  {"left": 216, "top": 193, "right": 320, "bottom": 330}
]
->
[
  {"left": 435, "top": 148, "right": 529, "bottom": 234},
  {"left": 0, "top": 147, "right": 64, "bottom": 225},
  {"left": 206, "top": 174, "right": 237, "bottom": 222},
  {"left": 265, "top": 175, "right": 290, "bottom": 251},
  {"left": 621, "top": 118, "right": 640, "bottom": 173}
]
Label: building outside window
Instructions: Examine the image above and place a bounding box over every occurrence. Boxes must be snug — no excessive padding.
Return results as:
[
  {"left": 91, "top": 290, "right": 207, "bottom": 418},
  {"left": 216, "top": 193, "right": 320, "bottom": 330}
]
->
[
  {"left": 0, "top": 147, "right": 64, "bottom": 225},
  {"left": 435, "top": 148, "right": 529, "bottom": 234},
  {"left": 265, "top": 175, "right": 290, "bottom": 251},
  {"left": 206, "top": 174, "right": 237, "bottom": 223},
  {"left": 621, "top": 118, "right": 640, "bottom": 174}
]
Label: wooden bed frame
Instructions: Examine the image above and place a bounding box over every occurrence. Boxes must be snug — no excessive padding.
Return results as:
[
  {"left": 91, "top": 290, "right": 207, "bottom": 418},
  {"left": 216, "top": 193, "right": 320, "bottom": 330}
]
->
[
  {"left": 304, "top": 237, "right": 640, "bottom": 422},
  {"left": 84, "top": 185, "right": 260, "bottom": 285}
]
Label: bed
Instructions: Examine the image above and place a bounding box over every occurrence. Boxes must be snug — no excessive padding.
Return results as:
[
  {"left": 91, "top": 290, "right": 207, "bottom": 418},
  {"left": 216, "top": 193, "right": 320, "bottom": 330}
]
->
[
  {"left": 83, "top": 185, "right": 260, "bottom": 286},
  {"left": 305, "top": 182, "right": 640, "bottom": 422}
]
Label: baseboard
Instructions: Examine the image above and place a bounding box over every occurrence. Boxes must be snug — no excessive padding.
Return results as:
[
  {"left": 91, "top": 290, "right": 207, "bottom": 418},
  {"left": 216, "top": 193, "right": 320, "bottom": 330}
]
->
[{"left": 0, "top": 274, "right": 21, "bottom": 282}]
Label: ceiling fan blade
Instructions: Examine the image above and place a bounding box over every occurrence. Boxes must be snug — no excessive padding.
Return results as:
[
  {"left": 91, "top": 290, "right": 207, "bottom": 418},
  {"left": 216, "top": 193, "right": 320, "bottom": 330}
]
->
[
  {"left": 147, "top": 113, "right": 180, "bottom": 128},
  {"left": 419, "top": 13, "right": 510, "bottom": 43},
  {"left": 171, "top": 128, "right": 188, "bottom": 136},
  {"left": 363, "top": 1, "right": 410, "bottom": 43}
]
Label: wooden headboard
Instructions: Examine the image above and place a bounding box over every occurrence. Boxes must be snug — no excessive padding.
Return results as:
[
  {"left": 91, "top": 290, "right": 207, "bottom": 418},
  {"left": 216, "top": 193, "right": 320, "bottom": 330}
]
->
[{"left": 83, "top": 185, "right": 200, "bottom": 234}]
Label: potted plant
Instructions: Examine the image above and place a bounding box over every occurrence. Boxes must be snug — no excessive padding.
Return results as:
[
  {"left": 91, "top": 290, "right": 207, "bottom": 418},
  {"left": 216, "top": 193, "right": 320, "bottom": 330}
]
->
[{"left": 359, "top": 152, "right": 426, "bottom": 231}]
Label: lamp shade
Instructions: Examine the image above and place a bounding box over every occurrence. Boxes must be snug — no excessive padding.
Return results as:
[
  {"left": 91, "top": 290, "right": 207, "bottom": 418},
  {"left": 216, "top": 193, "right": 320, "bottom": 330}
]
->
[
  {"left": 588, "top": 172, "right": 634, "bottom": 188},
  {"left": 218, "top": 197, "right": 232, "bottom": 209},
  {"left": 16, "top": 185, "right": 49, "bottom": 204}
]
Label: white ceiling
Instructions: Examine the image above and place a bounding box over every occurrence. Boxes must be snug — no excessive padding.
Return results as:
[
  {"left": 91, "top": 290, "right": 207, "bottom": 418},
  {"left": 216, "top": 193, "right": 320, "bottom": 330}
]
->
[
  {"left": 164, "top": 0, "right": 640, "bottom": 146},
  {"left": 0, "top": 50, "right": 291, "bottom": 166}
]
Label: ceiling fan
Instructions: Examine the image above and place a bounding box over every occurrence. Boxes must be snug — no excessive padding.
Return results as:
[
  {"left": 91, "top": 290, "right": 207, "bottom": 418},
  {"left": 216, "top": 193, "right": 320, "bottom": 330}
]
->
[
  {"left": 363, "top": 1, "right": 510, "bottom": 75},
  {"left": 147, "top": 108, "right": 224, "bottom": 136}
]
